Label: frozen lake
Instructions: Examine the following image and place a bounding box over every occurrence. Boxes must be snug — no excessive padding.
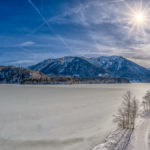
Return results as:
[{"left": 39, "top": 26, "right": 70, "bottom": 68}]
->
[{"left": 0, "top": 83, "right": 149, "bottom": 150}]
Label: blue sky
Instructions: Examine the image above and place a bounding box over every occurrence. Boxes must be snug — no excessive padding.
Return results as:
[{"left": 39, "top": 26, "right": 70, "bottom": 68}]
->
[{"left": 1, "top": 0, "right": 150, "bottom": 67}]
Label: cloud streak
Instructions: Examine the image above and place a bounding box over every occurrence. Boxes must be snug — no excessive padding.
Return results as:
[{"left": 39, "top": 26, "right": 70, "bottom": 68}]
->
[{"left": 28, "top": 0, "right": 73, "bottom": 53}]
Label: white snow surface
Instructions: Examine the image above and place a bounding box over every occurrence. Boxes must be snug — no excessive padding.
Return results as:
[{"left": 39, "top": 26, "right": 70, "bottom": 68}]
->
[
  {"left": 127, "top": 113, "right": 150, "bottom": 150},
  {"left": 0, "top": 83, "right": 149, "bottom": 150}
]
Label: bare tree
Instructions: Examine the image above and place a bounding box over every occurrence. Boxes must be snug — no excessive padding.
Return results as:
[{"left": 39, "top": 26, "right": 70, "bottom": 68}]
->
[
  {"left": 113, "top": 108, "right": 126, "bottom": 129},
  {"left": 143, "top": 91, "right": 150, "bottom": 112},
  {"left": 113, "top": 91, "right": 138, "bottom": 130},
  {"left": 130, "top": 97, "right": 138, "bottom": 129},
  {"left": 122, "top": 91, "right": 132, "bottom": 129},
  {"left": 142, "top": 100, "right": 146, "bottom": 112}
]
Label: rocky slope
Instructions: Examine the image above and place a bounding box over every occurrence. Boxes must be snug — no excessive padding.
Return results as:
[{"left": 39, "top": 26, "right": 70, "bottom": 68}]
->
[
  {"left": 0, "top": 66, "right": 47, "bottom": 84},
  {"left": 88, "top": 56, "right": 150, "bottom": 82}
]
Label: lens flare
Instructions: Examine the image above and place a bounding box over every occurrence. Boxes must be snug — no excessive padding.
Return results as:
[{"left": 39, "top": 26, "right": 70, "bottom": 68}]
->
[{"left": 125, "top": 1, "right": 150, "bottom": 34}]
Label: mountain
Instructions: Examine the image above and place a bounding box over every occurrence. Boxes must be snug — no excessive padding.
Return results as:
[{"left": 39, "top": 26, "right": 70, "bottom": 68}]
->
[
  {"left": 0, "top": 66, "right": 47, "bottom": 84},
  {"left": 29, "top": 56, "right": 112, "bottom": 78},
  {"left": 29, "top": 55, "right": 150, "bottom": 82},
  {"left": 0, "top": 66, "right": 129, "bottom": 84},
  {"left": 88, "top": 56, "right": 150, "bottom": 82}
]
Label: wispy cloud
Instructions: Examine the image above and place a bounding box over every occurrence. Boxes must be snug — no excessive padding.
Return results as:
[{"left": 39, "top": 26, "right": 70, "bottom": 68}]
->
[{"left": 19, "top": 41, "right": 35, "bottom": 47}]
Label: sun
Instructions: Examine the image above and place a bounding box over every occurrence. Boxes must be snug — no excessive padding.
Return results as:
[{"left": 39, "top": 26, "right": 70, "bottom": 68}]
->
[
  {"left": 125, "top": 1, "right": 150, "bottom": 33},
  {"left": 135, "top": 12, "right": 144, "bottom": 23},
  {"left": 133, "top": 10, "right": 147, "bottom": 26},
  {"left": 128, "top": 10, "right": 148, "bottom": 32}
]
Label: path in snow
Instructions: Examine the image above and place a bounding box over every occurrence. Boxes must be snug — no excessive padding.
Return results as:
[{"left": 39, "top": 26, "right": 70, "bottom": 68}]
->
[
  {"left": 127, "top": 114, "right": 150, "bottom": 150},
  {"left": 92, "top": 113, "right": 150, "bottom": 150}
]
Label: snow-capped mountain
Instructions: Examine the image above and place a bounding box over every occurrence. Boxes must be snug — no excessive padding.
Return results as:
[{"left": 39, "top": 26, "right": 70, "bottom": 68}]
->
[
  {"left": 29, "top": 56, "right": 150, "bottom": 82},
  {"left": 88, "top": 56, "right": 150, "bottom": 82},
  {"left": 29, "top": 56, "right": 112, "bottom": 78}
]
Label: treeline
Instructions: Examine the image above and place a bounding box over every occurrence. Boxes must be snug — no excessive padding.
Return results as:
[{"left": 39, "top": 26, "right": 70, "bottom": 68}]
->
[
  {"left": 21, "top": 77, "right": 129, "bottom": 84},
  {"left": 21, "top": 77, "right": 73, "bottom": 84}
]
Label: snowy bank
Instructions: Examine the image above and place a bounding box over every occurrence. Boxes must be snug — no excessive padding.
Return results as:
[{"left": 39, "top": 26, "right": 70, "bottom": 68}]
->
[
  {"left": 92, "top": 129, "right": 132, "bottom": 150},
  {"left": 92, "top": 112, "right": 150, "bottom": 150}
]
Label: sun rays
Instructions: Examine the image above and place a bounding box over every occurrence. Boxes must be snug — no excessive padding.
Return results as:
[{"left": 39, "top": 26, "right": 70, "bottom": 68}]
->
[{"left": 123, "top": 0, "right": 150, "bottom": 35}]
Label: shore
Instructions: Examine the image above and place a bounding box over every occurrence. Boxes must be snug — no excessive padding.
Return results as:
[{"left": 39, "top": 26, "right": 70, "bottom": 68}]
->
[{"left": 92, "top": 112, "right": 150, "bottom": 150}]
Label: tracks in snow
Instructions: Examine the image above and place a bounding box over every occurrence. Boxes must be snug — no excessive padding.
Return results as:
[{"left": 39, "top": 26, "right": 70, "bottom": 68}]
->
[{"left": 126, "top": 114, "right": 150, "bottom": 150}]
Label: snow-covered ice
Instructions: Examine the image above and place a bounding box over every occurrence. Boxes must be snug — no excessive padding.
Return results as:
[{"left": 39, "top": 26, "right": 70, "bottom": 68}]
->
[{"left": 0, "top": 83, "right": 149, "bottom": 150}]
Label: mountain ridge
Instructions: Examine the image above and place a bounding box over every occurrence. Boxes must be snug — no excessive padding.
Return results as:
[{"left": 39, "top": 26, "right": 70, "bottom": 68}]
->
[
  {"left": 29, "top": 56, "right": 150, "bottom": 82},
  {"left": 0, "top": 65, "right": 129, "bottom": 84},
  {"left": 88, "top": 56, "right": 150, "bottom": 82},
  {"left": 29, "top": 56, "right": 112, "bottom": 78}
]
